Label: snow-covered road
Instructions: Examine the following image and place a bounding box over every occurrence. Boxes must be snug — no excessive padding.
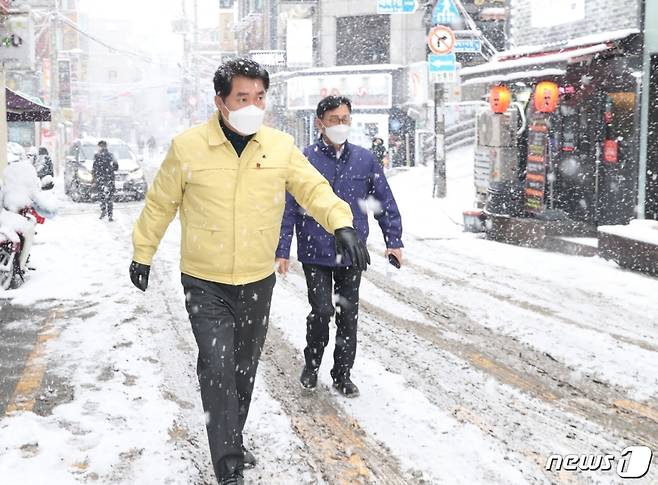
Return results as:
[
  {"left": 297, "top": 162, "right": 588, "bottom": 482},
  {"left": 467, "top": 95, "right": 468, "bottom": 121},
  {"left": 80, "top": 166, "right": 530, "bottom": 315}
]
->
[{"left": 0, "top": 147, "right": 656, "bottom": 484}]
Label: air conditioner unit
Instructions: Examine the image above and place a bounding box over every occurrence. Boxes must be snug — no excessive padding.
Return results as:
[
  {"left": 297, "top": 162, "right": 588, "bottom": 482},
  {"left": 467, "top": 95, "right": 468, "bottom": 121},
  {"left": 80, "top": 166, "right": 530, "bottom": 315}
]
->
[{"left": 476, "top": 109, "right": 518, "bottom": 148}]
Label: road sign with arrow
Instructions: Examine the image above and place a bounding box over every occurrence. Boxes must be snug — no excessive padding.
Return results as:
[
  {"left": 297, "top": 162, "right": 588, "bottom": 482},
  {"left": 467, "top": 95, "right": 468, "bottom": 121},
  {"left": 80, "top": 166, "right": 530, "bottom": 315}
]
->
[
  {"left": 427, "top": 25, "right": 456, "bottom": 55},
  {"left": 428, "top": 53, "right": 456, "bottom": 73}
]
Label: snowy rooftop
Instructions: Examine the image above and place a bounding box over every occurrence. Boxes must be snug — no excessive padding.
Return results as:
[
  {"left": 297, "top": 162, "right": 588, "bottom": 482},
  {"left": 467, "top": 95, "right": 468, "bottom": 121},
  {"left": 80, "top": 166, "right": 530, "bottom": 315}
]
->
[
  {"left": 461, "top": 68, "right": 566, "bottom": 86},
  {"left": 271, "top": 64, "right": 404, "bottom": 80},
  {"left": 501, "top": 29, "right": 640, "bottom": 60},
  {"left": 461, "top": 43, "right": 612, "bottom": 77}
]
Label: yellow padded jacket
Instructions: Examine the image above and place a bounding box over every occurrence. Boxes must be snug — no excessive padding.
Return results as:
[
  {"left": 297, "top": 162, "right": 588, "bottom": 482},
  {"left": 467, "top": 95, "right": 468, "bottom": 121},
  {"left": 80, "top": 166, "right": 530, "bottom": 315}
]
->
[{"left": 132, "top": 114, "right": 353, "bottom": 285}]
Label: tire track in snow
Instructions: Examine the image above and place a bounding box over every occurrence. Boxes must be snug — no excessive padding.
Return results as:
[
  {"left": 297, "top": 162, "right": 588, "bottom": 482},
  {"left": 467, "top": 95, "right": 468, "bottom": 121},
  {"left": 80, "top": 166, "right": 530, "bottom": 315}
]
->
[
  {"left": 281, "top": 266, "right": 656, "bottom": 484},
  {"left": 388, "top": 236, "right": 658, "bottom": 352},
  {"left": 356, "top": 265, "right": 658, "bottom": 451},
  {"left": 259, "top": 324, "right": 410, "bottom": 485}
]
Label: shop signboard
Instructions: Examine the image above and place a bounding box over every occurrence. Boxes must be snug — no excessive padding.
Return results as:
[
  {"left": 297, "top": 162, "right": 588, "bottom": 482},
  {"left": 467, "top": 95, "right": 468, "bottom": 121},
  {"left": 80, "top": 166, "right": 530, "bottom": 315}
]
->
[
  {"left": 249, "top": 50, "right": 286, "bottom": 67},
  {"left": 0, "top": 14, "right": 34, "bottom": 70},
  {"left": 525, "top": 117, "right": 549, "bottom": 213},
  {"left": 287, "top": 72, "right": 392, "bottom": 110},
  {"left": 406, "top": 61, "right": 429, "bottom": 106},
  {"left": 58, "top": 58, "right": 72, "bottom": 108}
]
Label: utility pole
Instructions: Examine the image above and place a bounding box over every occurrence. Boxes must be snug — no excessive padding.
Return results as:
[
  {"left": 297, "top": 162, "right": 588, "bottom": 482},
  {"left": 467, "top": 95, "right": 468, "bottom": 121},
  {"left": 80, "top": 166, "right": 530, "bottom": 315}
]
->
[
  {"left": 193, "top": 0, "right": 199, "bottom": 123},
  {"left": 50, "top": 0, "right": 61, "bottom": 174},
  {"left": 433, "top": 82, "right": 446, "bottom": 198},
  {"left": 180, "top": 0, "right": 191, "bottom": 127},
  {"left": 0, "top": 64, "right": 7, "bottom": 179},
  {"left": 0, "top": 2, "right": 8, "bottom": 179}
]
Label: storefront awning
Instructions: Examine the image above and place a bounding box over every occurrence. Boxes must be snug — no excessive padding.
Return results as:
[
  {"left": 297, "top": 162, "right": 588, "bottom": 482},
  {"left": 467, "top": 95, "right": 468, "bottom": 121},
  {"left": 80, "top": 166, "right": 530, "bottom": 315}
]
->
[
  {"left": 461, "top": 43, "right": 614, "bottom": 84},
  {"left": 6, "top": 88, "right": 52, "bottom": 122},
  {"left": 461, "top": 68, "right": 567, "bottom": 87}
]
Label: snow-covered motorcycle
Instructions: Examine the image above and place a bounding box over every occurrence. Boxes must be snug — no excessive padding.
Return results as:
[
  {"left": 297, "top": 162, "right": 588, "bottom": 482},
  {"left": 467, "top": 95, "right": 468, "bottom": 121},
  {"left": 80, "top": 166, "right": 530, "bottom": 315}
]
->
[
  {"left": 0, "top": 152, "right": 57, "bottom": 290},
  {"left": 0, "top": 205, "right": 45, "bottom": 289}
]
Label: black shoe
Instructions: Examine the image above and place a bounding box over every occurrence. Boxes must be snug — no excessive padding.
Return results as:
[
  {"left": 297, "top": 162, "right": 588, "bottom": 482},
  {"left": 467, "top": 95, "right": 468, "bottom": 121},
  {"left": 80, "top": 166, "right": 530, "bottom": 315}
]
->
[
  {"left": 108, "top": 216, "right": 114, "bottom": 222},
  {"left": 300, "top": 366, "right": 318, "bottom": 389},
  {"left": 242, "top": 445, "right": 256, "bottom": 468},
  {"left": 332, "top": 375, "right": 360, "bottom": 398},
  {"left": 219, "top": 467, "right": 244, "bottom": 485}
]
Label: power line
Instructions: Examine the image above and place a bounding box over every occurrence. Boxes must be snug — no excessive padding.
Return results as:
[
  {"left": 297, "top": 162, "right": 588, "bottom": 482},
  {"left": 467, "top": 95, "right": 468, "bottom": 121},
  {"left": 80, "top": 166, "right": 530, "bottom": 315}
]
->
[{"left": 54, "top": 12, "right": 179, "bottom": 68}]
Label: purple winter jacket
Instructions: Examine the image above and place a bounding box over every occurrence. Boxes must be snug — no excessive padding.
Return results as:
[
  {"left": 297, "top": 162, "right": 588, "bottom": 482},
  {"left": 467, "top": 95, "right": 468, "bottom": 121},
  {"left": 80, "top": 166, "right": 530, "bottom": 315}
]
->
[{"left": 276, "top": 138, "right": 403, "bottom": 267}]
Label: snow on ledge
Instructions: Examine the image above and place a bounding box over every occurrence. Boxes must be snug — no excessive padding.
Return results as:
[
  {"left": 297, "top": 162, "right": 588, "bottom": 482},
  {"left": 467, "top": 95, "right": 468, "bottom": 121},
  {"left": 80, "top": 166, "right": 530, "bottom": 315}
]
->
[
  {"left": 598, "top": 219, "right": 658, "bottom": 246},
  {"left": 499, "top": 28, "right": 640, "bottom": 60},
  {"left": 461, "top": 68, "right": 566, "bottom": 86},
  {"left": 461, "top": 43, "right": 611, "bottom": 77}
]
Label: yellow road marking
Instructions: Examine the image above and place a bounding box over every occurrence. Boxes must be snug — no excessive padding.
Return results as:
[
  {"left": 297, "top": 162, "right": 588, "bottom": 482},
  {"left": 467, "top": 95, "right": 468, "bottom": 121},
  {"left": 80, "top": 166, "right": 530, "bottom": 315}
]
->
[{"left": 5, "top": 309, "right": 61, "bottom": 414}]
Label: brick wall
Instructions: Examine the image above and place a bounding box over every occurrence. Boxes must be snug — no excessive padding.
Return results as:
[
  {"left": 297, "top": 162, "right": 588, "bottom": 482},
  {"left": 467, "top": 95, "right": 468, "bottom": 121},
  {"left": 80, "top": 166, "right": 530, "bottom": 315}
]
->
[{"left": 509, "top": 0, "right": 642, "bottom": 49}]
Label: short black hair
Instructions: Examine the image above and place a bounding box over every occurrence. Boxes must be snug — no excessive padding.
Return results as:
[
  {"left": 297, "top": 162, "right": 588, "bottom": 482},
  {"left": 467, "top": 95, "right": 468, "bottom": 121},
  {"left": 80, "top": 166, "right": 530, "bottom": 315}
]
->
[
  {"left": 213, "top": 58, "right": 270, "bottom": 98},
  {"left": 98, "top": 140, "right": 107, "bottom": 147},
  {"left": 316, "top": 95, "right": 352, "bottom": 119}
]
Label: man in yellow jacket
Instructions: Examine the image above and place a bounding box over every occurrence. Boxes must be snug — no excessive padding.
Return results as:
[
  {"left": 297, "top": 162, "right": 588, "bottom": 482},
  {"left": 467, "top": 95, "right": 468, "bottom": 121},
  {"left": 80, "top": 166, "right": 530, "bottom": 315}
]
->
[{"left": 129, "top": 58, "right": 370, "bottom": 485}]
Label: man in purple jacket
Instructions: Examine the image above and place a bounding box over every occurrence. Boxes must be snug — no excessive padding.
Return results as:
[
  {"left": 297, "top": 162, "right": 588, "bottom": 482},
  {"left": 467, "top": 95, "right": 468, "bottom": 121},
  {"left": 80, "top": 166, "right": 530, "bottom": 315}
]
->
[{"left": 276, "top": 95, "right": 403, "bottom": 397}]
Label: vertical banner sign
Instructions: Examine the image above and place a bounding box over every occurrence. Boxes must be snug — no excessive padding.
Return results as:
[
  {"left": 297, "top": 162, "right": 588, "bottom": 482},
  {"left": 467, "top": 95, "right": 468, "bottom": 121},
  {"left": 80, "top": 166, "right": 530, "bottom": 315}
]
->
[
  {"left": 41, "top": 58, "right": 51, "bottom": 99},
  {"left": 525, "top": 116, "right": 550, "bottom": 213},
  {"left": 58, "top": 58, "right": 72, "bottom": 108},
  {"left": 286, "top": 18, "right": 313, "bottom": 68}
]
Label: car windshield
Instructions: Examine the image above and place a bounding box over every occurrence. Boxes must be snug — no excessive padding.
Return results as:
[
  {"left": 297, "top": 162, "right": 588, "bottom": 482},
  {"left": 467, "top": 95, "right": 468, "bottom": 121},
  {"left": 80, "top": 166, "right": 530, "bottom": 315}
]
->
[
  {"left": 109, "top": 144, "right": 133, "bottom": 159},
  {"left": 79, "top": 144, "right": 133, "bottom": 160}
]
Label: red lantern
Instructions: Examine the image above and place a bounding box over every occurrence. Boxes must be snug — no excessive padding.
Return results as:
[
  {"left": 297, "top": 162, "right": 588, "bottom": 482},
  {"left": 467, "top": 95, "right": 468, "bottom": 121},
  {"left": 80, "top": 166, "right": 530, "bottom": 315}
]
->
[
  {"left": 489, "top": 85, "right": 511, "bottom": 113},
  {"left": 534, "top": 81, "right": 560, "bottom": 113}
]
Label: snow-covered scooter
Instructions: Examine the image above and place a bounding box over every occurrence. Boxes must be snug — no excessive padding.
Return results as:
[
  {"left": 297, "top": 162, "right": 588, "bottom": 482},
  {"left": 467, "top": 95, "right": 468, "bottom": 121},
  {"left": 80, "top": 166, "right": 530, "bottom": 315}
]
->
[
  {"left": 0, "top": 152, "right": 57, "bottom": 290},
  {"left": 0, "top": 204, "right": 45, "bottom": 289}
]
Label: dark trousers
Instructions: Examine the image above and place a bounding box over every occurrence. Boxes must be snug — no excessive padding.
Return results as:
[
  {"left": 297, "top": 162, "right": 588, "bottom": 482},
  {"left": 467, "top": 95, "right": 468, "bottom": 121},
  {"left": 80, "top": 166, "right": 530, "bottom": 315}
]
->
[
  {"left": 99, "top": 185, "right": 114, "bottom": 218},
  {"left": 181, "top": 272, "right": 276, "bottom": 479},
  {"left": 302, "top": 263, "right": 362, "bottom": 380}
]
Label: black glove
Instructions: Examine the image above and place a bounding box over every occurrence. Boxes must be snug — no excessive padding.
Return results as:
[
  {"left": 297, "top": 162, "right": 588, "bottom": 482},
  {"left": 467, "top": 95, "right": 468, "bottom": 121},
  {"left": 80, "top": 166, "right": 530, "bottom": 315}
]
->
[
  {"left": 129, "top": 261, "right": 150, "bottom": 291},
  {"left": 334, "top": 227, "right": 371, "bottom": 271}
]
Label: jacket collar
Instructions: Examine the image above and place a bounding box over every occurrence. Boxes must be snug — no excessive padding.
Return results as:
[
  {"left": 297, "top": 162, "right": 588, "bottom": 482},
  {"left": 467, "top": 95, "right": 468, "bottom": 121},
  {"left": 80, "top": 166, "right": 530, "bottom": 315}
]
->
[
  {"left": 318, "top": 136, "right": 350, "bottom": 161},
  {"left": 208, "top": 111, "right": 264, "bottom": 147}
]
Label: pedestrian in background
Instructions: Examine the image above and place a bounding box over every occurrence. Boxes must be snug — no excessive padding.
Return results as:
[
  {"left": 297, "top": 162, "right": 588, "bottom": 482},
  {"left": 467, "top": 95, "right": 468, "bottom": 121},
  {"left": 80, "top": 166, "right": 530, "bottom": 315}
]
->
[
  {"left": 147, "top": 135, "right": 156, "bottom": 156},
  {"left": 371, "top": 136, "right": 388, "bottom": 168},
  {"left": 93, "top": 140, "right": 118, "bottom": 221},
  {"left": 276, "top": 95, "right": 403, "bottom": 398},
  {"left": 129, "top": 59, "right": 369, "bottom": 485}
]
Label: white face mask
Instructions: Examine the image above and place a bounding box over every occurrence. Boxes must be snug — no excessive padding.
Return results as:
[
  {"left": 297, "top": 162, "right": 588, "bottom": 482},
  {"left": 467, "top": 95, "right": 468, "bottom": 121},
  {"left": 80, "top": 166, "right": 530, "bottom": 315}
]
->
[
  {"left": 223, "top": 104, "right": 265, "bottom": 135},
  {"left": 323, "top": 123, "right": 351, "bottom": 145}
]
